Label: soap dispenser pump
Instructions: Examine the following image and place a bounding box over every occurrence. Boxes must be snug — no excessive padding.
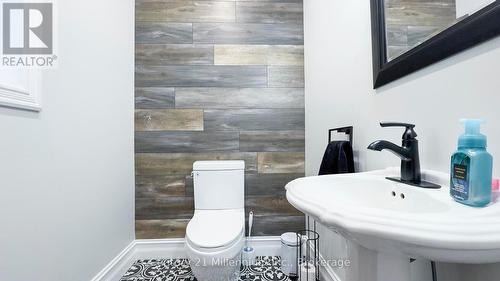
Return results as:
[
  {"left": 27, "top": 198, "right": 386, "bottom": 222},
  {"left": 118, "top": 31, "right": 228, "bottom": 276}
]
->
[{"left": 450, "top": 119, "right": 493, "bottom": 207}]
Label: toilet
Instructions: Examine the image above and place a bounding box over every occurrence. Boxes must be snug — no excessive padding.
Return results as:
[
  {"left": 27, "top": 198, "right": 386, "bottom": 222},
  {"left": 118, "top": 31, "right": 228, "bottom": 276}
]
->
[{"left": 185, "top": 160, "right": 245, "bottom": 281}]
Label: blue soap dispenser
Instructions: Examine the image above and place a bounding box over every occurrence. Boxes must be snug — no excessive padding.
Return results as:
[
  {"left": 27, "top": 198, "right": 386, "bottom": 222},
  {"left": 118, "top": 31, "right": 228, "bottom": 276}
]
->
[{"left": 450, "top": 119, "right": 493, "bottom": 207}]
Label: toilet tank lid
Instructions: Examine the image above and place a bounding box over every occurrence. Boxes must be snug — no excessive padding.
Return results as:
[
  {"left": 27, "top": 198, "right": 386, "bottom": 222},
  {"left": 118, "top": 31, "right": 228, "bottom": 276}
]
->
[{"left": 193, "top": 160, "right": 245, "bottom": 171}]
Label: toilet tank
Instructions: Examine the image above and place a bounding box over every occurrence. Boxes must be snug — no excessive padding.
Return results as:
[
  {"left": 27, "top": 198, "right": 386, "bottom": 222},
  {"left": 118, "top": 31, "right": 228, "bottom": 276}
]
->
[{"left": 192, "top": 160, "right": 245, "bottom": 210}]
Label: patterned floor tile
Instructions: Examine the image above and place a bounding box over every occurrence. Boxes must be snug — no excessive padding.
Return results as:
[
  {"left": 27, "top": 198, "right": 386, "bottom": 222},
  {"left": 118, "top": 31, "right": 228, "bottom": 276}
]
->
[{"left": 120, "top": 256, "right": 292, "bottom": 281}]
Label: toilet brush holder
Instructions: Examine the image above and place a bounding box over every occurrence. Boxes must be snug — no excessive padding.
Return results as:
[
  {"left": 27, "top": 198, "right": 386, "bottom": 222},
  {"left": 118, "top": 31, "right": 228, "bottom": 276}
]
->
[
  {"left": 242, "top": 245, "right": 256, "bottom": 266},
  {"left": 296, "top": 229, "right": 320, "bottom": 281},
  {"left": 242, "top": 211, "right": 256, "bottom": 266}
]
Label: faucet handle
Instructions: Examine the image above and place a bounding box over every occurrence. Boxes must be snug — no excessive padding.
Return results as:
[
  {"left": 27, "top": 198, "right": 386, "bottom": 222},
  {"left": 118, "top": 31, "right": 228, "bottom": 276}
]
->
[
  {"left": 380, "top": 122, "right": 415, "bottom": 128},
  {"left": 379, "top": 122, "right": 417, "bottom": 139}
]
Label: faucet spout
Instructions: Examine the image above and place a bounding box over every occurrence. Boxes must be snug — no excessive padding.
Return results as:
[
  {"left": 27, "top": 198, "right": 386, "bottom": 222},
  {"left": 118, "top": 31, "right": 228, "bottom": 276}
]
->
[
  {"left": 367, "top": 123, "right": 440, "bottom": 188},
  {"left": 367, "top": 140, "right": 412, "bottom": 161}
]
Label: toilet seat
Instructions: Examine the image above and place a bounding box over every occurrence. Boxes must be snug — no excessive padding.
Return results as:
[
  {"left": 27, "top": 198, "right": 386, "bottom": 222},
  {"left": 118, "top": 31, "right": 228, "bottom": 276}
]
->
[{"left": 186, "top": 209, "right": 245, "bottom": 250}]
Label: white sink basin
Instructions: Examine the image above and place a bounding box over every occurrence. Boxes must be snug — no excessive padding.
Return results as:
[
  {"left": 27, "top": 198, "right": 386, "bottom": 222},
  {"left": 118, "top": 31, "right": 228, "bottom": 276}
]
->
[{"left": 285, "top": 168, "right": 500, "bottom": 265}]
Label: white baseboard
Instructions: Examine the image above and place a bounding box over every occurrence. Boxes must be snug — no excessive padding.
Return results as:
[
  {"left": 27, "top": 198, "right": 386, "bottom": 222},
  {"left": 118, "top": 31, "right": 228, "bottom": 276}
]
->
[
  {"left": 90, "top": 241, "right": 136, "bottom": 281},
  {"left": 133, "top": 238, "right": 187, "bottom": 260},
  {"left": 91, "top": 236, "right": 282, "bottom": 281},
  {"left": 246, "top": 236, "right": 281, "bottom": 256}
]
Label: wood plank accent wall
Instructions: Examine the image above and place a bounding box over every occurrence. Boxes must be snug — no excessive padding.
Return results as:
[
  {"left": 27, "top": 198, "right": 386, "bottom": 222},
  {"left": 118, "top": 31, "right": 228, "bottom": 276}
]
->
[
  {"left": 135, "top": 0, "right": 305, "bottom": 239},
  {"left": 384, "top": 0, "right": 457, "bottom": 61}
]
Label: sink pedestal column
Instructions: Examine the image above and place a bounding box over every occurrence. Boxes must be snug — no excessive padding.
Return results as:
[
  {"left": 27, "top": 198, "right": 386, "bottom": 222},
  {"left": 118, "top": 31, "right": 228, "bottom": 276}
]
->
[{"left": 376, "top": 253, "right": 410, "bottom": 281}]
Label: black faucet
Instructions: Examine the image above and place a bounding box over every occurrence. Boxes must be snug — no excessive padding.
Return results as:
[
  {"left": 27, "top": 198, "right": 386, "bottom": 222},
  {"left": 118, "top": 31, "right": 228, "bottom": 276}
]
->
[{"left": 368, "top": 123, "right": 440, "bottom": 189}]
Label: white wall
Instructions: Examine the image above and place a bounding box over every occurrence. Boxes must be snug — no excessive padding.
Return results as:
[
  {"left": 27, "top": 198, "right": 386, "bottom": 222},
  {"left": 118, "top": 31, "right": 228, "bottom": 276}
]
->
[
  {"left": 304, "top": 0, "right": 500, "bottom": 280},
  {"left": 0, "top": 0, "right": 135, "bottom": 280}
]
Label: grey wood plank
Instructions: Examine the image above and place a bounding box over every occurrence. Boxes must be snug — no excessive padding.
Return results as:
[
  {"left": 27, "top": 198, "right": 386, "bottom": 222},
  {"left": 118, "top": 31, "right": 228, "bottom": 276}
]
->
[
  {"left": 237, "top": 0, "right": 303, "bottom": 2},
  {"left": 167, "top": 1, "right": 235, "bottom": 23},
  {"left": 268, "top": 66, "right": 304, "bottom": 87},
  {"left": 240, "top": 130, "right": 304, "bottom": 152},
  {"left": 384, "top": 0, "right": 455, "bottom": 5},
  {"left": 135, "top": 87, "right": 175, "bottom": 109},
  {"left": 386, "top": 25, "right": 408, "bottom": 47},
  {"left": 135, "top": 65, "right": 267, "bottom": 87},
  {"left": 236, "top": 2, "right": 303, "bottom": 24},
  {"left": 214, "top": 45, "right": 303, "bottom": 66},
  {"left": 136, "top": 0, "right": 303, "bottom": 1},
  {"left": 135, "top": 131, "right": 239, "bottom": 153},
  {"left": 258, "top": 152, "right": 305, "bottom": 173},
  {"left": 245, "top": 173, "right": 304, "bottom": 196},
  {"left": 204, "top": 109, "right": 304, "bottom": 131},
  {"left": 135, "top": 152, "right": 258, "bottom": 175},
  {"left": 193, "top": 23, "right": 303, "bottom": 45},
  {"left": 136, "top": 175, "right": 186, "bottom": 198},
  {"left": 175, "top": 88, "right": 304, "bottom": 109},
  {"left": 246, "top": 196, "right": 302, "bottom": 216},
  {"left": 136, "top": 44, "right": 213, "bottom": 65},
  {"left": 185, "top": 175, "right": 194, "bottom": 197},
  {"left": 136, "top": 1, "right": 236, "bottom": 23},
  {"left": 387, "top": 45, "right": 411, "bottom": 61},
  {"left": 136, "top": 197, "right": 194, "bottom": 220},
  {"left": 407, "top": 25, "right": 443, "bottom": 46},
  {"left": 384, "top": 1, "right": 456, "bottom": 27},
  {"left": 136, "top": 22, "right": 192, "bottom": 44},
  {"left": 135, "top": 109, "right": 203, "bottom": 131},
  {"left": 136, "top": 1, "right": 168, "bottom": 22},
  {"left": 136, "top": 219, "right": 190, "bottom": 239},
  {"left": 165, "top": 190, "right": 301, "bottom": 217},
  {"left": 249, "top": 214, "right": 305, "bottom": 236},
  {"left": 185, "top": 173, "right": 302, "bottom": 197}
]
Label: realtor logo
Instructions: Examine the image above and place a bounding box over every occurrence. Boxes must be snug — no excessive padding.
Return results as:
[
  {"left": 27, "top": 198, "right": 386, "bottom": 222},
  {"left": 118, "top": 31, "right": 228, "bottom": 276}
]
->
[
  {"left": 1, "top": 1, "right": 57, "bottom": 68},
  {"left": 3, "top": 3, "right": 52, "bottom": 54}
]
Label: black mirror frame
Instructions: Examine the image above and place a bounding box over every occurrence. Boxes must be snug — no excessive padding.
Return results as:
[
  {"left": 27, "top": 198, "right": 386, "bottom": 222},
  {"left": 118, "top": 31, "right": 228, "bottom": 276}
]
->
[{"left": 370, "top": 0, "right": 500, "bottom": 89}]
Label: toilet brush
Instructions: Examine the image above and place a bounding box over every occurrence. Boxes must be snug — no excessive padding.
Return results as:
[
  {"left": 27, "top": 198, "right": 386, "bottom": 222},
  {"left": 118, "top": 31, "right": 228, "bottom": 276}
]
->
[
  {"left": 242, "top": 211, "right": 256, "bottom": 266},
  {"left": 247, "top": 211, "right": 253, "bottom": 242}
]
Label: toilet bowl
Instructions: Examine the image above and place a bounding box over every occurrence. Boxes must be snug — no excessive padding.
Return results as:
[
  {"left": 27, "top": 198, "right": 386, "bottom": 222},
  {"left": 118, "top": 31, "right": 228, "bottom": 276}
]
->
[
  {"left": 185, "top": 161, "right": 245, "bottom": 281},
  {"left": 186, "top": 209, "right": 245, "bottom": 281}
]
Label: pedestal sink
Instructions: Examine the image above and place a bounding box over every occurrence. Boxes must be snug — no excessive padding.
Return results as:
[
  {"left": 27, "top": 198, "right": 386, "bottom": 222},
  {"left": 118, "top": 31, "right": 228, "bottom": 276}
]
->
[{"left": 285, "top": 168, "right": 500, "bottom": 281}]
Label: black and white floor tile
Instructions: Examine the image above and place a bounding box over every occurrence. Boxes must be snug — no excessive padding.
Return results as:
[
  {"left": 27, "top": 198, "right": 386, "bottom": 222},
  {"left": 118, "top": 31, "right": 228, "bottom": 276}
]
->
[{"left": 120, "top": 256, "right": 292, "bottom": 281}]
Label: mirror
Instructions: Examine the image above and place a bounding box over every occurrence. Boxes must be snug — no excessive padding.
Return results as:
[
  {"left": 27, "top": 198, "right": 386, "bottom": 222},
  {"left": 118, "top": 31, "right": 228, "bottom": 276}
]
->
[
  {"left": 385, "top": 0, "right": 496, "bottom": 62},
  {"left": 370, "top": 0, "right": 500, "bottom": 88}
]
